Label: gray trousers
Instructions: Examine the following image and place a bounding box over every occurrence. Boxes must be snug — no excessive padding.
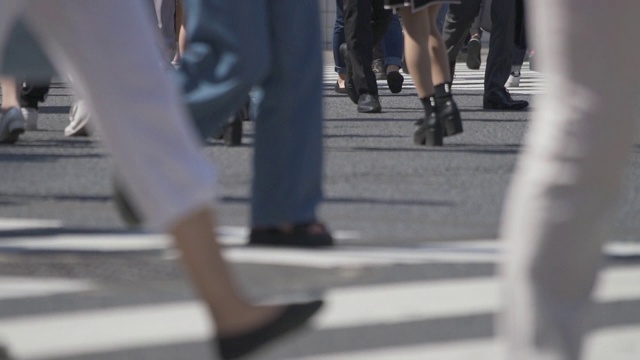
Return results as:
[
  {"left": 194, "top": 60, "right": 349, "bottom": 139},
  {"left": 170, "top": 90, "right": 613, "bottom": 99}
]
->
[
  {"left": 442, "top": 0, "right": 514, "bottom": 94},
  {"left": 499, "top": 0, "right": 640, "bottom": 359}
]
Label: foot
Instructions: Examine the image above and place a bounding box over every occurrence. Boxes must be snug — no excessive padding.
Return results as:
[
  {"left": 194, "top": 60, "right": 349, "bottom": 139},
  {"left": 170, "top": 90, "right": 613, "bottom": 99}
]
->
[
  {"left": 65, "top": 99, "right": 91, "bottom": 137},
  {"left": 466, "top": 36, "right": 482, "bottom": 70},
  {"left": 436, "top": 99, "right": 463, "bottom": 137},
  {"left": 249, "top": 222, "right": 333, "bottom": 247},
  {"left": 483, "top": 88, "right": 529, "bottom": 110},
  {"left": 505, "top": 71, "right": 521, "bottom": 88},
  {"left": 386, "top": 71, "right": 404, "bottom": 94},
  {"left": 0, "top": 108, "right": 25, "bottom": 144},
  {"left": 372, "top": 58, "right": 386, "bottom": 80},
  {"left": 357, "top": 94, "right": 382, "bottom": 113},
  {"left": 21, "top": 107, "right": 39, "bottom": 131},
  {"left": 334, "top": 80, "right": 347, "bottom": 94},
  {"left": 215, "top": 300, "right": 323, "bottom": 360}
]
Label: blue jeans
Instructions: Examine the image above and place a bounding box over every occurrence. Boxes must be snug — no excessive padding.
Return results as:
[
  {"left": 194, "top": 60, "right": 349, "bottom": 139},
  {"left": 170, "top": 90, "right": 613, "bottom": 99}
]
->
[
  {"left": 382, "top": 14, "right": 403, "bottom": 68},
  {"left": 179, "top": 0, "right": 325, "bottom": 227},
  {"left": 333, "top": 0, "right": 346, "bottom": 74}
]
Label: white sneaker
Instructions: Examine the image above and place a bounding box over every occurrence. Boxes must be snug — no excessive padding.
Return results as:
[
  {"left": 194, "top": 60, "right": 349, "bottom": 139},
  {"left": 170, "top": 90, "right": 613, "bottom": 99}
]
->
[
  {"left": 505, "top": 71, "right": 521, "bottom": 87},
  {"left": 0, "top": 108, "right": 26, "bottom": 144},
  {"left": 65, "top": 99, "right": 91, "bottom": 137},
  {"left": 21, "top": 107, "right": 39, "bottom": 131}
]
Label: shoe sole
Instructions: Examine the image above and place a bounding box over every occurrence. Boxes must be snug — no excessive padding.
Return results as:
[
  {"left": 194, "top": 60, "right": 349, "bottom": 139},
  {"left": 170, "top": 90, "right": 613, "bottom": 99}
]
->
[
  {"left": 483, "top": 102, "right": 529, "bottom": 111},
  {"left": 466, "top": 40, "right": 481, "bottom": 70},
  {"left": 386, "top": 72, "right": 404, "bottom": 94}
]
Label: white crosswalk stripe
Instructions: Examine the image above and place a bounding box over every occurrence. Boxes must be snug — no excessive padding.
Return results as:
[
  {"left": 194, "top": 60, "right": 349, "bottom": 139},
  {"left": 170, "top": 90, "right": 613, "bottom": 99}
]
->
[
  {"left": 1, "top": 266, "right": 639, "bottom": 359},
  {"left": 324, "top": 61, "right": 544, "bottom": 95},
  {"left": 1, "top": 216, "right": 640, "bottom": 359}
]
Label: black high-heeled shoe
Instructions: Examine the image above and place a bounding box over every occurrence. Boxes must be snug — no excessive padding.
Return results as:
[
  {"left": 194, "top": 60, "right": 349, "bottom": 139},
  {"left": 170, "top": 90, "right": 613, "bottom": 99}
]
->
[
  {"left": 215, "top": 300, "right": 324, "bottom": 360},
  {"left": 413, "top": 111, "right": 443, "bottom": 146},
  {"left": 414, "top": 96, "right": 444, "bottom": 147},
  {"left": 437, "top": 98, "right": 463, "bottom": 137}
]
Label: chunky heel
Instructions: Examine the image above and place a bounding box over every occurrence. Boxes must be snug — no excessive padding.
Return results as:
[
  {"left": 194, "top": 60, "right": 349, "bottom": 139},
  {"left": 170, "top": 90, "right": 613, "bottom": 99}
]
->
[{"left": 413, "top": 115, "right": 443, "bottom": 147}]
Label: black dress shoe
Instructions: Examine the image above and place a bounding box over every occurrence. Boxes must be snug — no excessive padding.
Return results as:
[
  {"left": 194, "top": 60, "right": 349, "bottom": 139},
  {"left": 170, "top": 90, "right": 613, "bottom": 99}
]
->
[
  {"left": 334, "top": 81, "right": 347, "bottom": 94},
  {"left": 357, "top": 94, "right": 382, "bottom": 113},
  {"left": 249, "top": 222, "right": 334, "bottom": 247},
  {"left": 466, "top": 37, "right": 481, "bottom": 70},
  {"left": 215, "top": 300, "right": 324, "bottom": 360},
  {"left": 483, "top": 88, "right": 529, "bottom": 110},
  {"left": 386, "top": 71, "right": 404, "bottom": 94}
]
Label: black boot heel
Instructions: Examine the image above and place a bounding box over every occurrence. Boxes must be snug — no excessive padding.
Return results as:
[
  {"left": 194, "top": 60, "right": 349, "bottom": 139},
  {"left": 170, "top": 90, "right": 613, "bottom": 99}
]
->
[
  {"left": 434, "top": 83, "right": 463, "bottom": 137},
  {"left": 413, "top": 114, "right": 443, "bottom": 146},
  {"left": 415, "top": 96, "right": 444, "bottom": 146},
  {"left": 438, "top": 100, "right": 463, "bottom": 137}
]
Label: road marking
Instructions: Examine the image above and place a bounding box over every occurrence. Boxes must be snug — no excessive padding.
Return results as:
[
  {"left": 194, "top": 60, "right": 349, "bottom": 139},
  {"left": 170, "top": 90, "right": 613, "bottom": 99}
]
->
[
  {"left": 1, "top": 266, "right": 639, "bottom": 359},
  {"left": 323, "top": 62, "right": 545, "bottom": 95},
  {"left": 0, "top": 218, "right": 62, "bottom": 231},
  {"left": 0, "top": 277, "right": 96, "bottom": 300}
]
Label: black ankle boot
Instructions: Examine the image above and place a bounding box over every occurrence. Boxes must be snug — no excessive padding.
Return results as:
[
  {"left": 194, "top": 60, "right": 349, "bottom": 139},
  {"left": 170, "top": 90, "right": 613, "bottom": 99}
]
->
[
  {"left": 414, "top": 96, "right": 443, "bottom": 147},
  {"left": 434, "top": 82, "right": 463, "bottom": 137}
]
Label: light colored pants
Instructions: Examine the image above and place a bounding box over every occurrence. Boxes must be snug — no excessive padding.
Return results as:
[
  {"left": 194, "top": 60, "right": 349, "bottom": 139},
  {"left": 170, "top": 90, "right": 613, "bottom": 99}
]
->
[
  {"left": 0, "top": 0, "right": 217, "bottom": 231},
  {"left": 499, "top": 1, "right": 640, "bottom": 359}
]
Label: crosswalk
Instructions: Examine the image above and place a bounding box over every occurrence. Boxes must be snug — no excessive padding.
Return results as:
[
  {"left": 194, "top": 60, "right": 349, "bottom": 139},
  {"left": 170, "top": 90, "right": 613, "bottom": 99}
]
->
[
  {"left": 323, "top": 61, "right": 545, "bottom": 95},
  {"left": 1, "top": 218, "right": 640, "bottom": 359}
]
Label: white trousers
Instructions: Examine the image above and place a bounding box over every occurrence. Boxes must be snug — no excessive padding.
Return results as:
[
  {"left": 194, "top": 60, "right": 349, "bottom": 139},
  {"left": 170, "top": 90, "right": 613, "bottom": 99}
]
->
[
  {"left": 0, "top": 0, "right": 217, "bottom": 231},
  {"left": 499, "top": 1, "right": 640, "bottom": 359}
]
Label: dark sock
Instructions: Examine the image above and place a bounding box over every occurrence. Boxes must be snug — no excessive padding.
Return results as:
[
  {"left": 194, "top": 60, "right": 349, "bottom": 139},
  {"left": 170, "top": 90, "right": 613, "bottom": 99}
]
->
[
  {"left": 434, "top": 82, "right": 452, "bottom": 99},
  {"left": 419, "top": 95, "right": 436, "bottom": 115}
]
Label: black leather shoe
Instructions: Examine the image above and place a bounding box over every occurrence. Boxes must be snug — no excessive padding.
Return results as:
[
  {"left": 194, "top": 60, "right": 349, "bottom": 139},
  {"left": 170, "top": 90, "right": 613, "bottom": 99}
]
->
[
  {"left": 334, "top": 81, "right": 347, "bottom": 94},
  {"left": 466, "top": 37, "right": 481, "bottom": 70},
  {"left": 215, "top": 300, "right": 324, "bottom": 360},
  {"left": 386, "top": 71, "right": 404, "bottom": 94},
  {"left": 249, "top": 222, "right": 334, "bottom": 247},
  {"left": 357, "top": 94, "right": 382, "bottom": 113},
  {"left": 483, "top": 89, "right": 529, "bottom": 110}
]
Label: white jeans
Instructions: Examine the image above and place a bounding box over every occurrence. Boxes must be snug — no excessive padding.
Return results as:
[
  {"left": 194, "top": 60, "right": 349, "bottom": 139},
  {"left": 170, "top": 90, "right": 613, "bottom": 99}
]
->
[
  {"left": 0, "top": 0, "right": 216, "bottom": 231},
  {"left": 499, "top": 1, "right": 640, "bottom": 359}
]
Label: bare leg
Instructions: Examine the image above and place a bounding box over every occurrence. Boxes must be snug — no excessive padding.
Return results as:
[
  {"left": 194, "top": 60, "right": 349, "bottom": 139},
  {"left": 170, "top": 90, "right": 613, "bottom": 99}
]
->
[
  {"left": 171, "top": 207, "right": 283, "bottom": 335},
  {"left": 0, "top": 77, "right": 21, "bottom": 110},
  {"left": 427, "top": 5, "right": 452, "bottom": 85},
  {"left": 398, "top": 7, "right": 433, "bottom": 98}
]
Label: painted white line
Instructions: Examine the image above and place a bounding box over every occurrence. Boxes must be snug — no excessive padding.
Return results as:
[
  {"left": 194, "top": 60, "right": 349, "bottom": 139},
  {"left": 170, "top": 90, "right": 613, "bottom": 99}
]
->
[
  {"left": 287, "top": 339, "right": 502, "bottom": 360},
  {"left": 0, "top": 226, "right": 362, "bottom": 254},
  {"left": 0, "top": 302, "right": 211, "bottom": 360},
  {"left": 0, "top": 277, "right": 96, "bottom": 300},
  {"left": 290, "top": 325, "right": 640, "bottom": 360},
  {"left": 1, "top": 266, "right": 639, "bottom": 359},
  {"left": 0, "top": 218, "right": 62, "bottom": 231}
]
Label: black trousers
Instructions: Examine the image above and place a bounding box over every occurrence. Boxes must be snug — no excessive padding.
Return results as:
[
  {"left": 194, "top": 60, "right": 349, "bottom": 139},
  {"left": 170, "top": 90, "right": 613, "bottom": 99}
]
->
[
  {"left": 20, "top": 80, "right": 51, "bottom": 109},
  {"left": 442, "top": 0, "right": 516, "bottom": 94},
  {"left": 343, "top": 0, "right": 391, "bottom": 97}
]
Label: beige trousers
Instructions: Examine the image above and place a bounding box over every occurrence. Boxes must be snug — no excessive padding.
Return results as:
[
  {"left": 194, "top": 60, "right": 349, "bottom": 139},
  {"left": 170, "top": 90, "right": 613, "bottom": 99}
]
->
[
  {"left": 499, "top": 1, "right": 640, "bottom": 359},
  {"left": 0, "top": 0, "right": 217, "bottom": 231}
]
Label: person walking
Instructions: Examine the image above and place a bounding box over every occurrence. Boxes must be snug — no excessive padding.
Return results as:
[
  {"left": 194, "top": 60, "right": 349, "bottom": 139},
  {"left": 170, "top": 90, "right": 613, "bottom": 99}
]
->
[
  {"left": 384, "top": 0, "right": 463, "bottom": 146},
  {"left": 178, "top": 0, "right": 333, "bottom": 247},
  {"left": 342, "top": 0, "right": 392, "bottom": 113},
  {"left": 442, "top": 0, "right": 529, "bottom": 110},
  {"left": 499, "top": 1, "right": 640, "bottom": 359},
  {"left": 0, "top": 2, "right": 322, "bottom": 359}
]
